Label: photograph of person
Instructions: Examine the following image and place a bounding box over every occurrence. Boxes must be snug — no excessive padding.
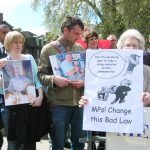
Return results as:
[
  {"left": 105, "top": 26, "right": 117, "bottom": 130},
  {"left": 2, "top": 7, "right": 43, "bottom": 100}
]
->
[
  {"left": 50, "top": 51, "right": 85, "bottom": 80},
  {"left": 3, "top": 60, "right": 36, "bottom": 105}
]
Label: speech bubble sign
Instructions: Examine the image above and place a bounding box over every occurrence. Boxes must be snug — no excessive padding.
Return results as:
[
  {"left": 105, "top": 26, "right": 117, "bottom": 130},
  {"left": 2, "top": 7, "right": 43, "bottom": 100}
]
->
[{"left": 88, "top": 51, "right": 126, "bottom": 79}]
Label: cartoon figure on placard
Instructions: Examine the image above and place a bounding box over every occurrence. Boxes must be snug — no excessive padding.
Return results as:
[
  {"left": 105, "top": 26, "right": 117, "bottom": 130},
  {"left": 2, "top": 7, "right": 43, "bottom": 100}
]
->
[
  {"left": 111, "top": 78, "right": 132, "bottom": 104},
  {"left": 125, "top": 54, "right": 140, "bottom": 75},
  {"left": 97, "top": 86, "right": 109, "bottom": 101}
]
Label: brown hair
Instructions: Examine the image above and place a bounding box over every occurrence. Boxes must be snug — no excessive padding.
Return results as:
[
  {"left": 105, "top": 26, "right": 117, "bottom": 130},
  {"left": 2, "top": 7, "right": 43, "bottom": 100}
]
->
[
  {"left": 61, "top": 16, "right": 84, "bottom": 33},
  {"left": 84, "top": 30, "right": 98, "bottom": 43}
]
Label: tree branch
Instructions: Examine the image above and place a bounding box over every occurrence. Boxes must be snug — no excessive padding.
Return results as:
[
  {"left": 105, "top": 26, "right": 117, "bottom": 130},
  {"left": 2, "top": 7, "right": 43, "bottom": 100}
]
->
[{"left": 82, "top": 0, "right": 103, "bottom": 19}]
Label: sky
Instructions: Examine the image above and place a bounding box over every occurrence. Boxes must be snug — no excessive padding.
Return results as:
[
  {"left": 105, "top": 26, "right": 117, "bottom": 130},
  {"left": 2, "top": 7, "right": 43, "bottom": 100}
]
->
[{"left": 0, "top": 0, "right": 47, "bottom": 35}]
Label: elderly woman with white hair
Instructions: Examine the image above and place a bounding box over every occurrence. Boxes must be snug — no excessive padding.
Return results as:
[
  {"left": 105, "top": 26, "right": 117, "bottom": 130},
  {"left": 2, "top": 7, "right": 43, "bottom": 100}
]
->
[
  {"left": 116, "top": 29, "right": 150, "bottom": 106},
  {"left": 117, "top": 29, "right": 145, "bottom": 50},
  {"left": 79, "top": 29, "right": 150, "bottom": 107}
]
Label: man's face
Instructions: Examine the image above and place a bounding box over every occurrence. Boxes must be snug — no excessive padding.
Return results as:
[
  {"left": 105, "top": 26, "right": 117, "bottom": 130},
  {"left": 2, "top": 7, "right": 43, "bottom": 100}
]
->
[
  {"left": 107, "top": 35, "right": 117, "bottom": 49},
  {"left": 63, "top": 25, "right": 83, "bottom": 43},
  {"left": 65, "top": 54, "right": 72, "bottom": 62},
  {"left": 0, "top": 27, "right": 9, "bottom": 43}
]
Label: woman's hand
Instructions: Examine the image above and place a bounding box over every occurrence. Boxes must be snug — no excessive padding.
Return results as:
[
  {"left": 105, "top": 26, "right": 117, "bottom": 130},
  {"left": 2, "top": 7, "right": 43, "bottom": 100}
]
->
[
  {"left": 142, "top": 92, "right": 150, "bottom": 106},
  {"left": 79, "top": 96, "right": 89, "bottom": 107},
  {"left": 30, "top": 96, "right": 43, "bottom": 107},
  {"left": 0, "top": 61, "right": 5, "bottom": 68},
  {"left": 30, "top": 87, "right": 43, "bottom": 107}
]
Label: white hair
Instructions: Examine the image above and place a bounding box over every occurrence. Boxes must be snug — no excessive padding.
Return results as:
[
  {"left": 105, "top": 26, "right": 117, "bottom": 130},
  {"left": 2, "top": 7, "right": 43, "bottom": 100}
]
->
[{"left": 117, "top": 29, "right": 145, "bottom": 50}]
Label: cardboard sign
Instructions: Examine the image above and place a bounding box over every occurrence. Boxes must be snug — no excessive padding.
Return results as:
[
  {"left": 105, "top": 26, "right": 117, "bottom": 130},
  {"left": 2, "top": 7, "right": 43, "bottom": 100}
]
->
[
  {"left": 106, "top": 107, "right": 150, "bottom": 150},
  {"left": 83, "top": 49, "right": 143, "bottom": 133}
]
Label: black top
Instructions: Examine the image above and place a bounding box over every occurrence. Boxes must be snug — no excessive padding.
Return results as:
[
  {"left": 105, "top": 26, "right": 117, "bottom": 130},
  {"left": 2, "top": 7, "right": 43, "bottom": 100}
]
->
[{"left": 143, "top": 50, "right": 150, "bottom": 66}]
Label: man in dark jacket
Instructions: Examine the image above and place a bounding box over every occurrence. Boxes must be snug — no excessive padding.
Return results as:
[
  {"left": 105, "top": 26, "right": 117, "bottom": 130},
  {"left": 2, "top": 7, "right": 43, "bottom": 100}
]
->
[{"left": 0, "top": 23, "right": 10, "bottom": 149}]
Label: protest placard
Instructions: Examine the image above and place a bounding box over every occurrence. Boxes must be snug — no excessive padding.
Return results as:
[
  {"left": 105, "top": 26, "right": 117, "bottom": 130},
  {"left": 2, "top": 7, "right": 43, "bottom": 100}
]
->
[
  {"left": 49, "top": 51, "right": 85, "bottom": 80},
  {"left": 83, "top": 49, "right": 143, "bottom": 133},
  {"left": 3, "top": 60, "right": 36, "bottom": 106},
  {"left": 106, "top": 107, "right": 150, "bottom": 150}
]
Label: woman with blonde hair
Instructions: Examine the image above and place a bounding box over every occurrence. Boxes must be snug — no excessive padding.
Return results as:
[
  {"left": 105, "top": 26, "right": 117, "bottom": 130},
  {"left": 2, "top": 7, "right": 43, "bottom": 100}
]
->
[{"left": 0, "top": 31, "right": 44, "bottom": 150}]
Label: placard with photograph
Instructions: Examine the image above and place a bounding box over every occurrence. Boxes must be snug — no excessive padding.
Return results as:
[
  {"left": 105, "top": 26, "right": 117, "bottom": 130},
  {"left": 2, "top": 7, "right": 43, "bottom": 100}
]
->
[
  {"left": 2, "top": 60, "right": 36, "bottom": 106},
  {"left": 49, "top": 51, "right": 85, "bottom": 80}
]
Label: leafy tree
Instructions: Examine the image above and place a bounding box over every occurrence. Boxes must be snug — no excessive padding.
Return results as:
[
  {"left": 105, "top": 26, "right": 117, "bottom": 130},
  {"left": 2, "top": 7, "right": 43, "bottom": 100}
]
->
[
  {"left": 98, "top": 0, "right": 125, "bottom": 38},
  {"left": 122, "top": 0, "right": 150, "bottom": 48},
  {"left": 31, "top": 0, "right": 102, "bottom": 34},
  {"left": 97, "top": 0, "right": 150, "bottom": 46},
  {"left": 32, "top": 0, "right": 150, "bottom": 48}
]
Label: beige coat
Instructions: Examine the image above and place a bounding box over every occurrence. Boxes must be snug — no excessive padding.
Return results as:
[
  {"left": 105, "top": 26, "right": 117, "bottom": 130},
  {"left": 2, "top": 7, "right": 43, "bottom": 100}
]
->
[{"left": 143, "top": 65, "right": 150, "bottom": 93}]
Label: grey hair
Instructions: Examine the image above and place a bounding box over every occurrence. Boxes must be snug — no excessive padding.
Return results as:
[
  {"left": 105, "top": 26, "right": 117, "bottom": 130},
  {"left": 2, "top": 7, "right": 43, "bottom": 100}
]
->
[
  {"left": 117, "top": 29, "right": 145, "bottom": 50},
  {"left": 107, "top": 34, "right": 116, "bottom": 40}
]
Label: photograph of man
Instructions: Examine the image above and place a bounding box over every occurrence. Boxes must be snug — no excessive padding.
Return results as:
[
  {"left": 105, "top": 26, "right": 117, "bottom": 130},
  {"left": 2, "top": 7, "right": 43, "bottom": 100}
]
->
[{"left": 60, "top": 53, "right": 79, "bottom": 80}]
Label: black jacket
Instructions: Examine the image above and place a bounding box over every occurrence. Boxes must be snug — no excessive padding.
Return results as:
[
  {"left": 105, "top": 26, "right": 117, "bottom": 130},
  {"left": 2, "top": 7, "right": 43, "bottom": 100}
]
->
[{"left": 7, "top": 93, "right": 51, "bottom": 147}]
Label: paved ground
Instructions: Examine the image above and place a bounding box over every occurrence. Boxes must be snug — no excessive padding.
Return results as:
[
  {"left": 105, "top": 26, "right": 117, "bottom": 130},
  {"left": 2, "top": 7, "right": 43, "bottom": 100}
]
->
[
  {"left": 2, "top": 137, "right": 50, "bottom": 150},
  {"left": 1, "top": 136, "right": 89, "bottom": 150},
  {"left": 2, "top": 137, "right": 88, "bottom": 150}
]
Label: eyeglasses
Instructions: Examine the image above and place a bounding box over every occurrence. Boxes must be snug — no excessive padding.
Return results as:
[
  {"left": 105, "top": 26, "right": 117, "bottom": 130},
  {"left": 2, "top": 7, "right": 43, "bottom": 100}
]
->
[{"left": 123, "top": 45, "right": 139, "bottom": 49}]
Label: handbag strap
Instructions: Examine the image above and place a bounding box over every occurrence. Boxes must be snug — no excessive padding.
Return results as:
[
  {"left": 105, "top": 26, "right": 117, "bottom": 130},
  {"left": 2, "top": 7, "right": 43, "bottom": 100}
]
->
[{"left": 51, "top": 40, "right": 70, "bottom": 53}]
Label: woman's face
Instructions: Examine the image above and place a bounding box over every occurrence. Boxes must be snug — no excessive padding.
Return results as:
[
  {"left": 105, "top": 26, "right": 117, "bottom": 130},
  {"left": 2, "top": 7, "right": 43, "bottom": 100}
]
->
[
  {"left": 122, "top": 37, "right": 140, "bottom": 50},
  {"left": 10, "top": 38, "right": 23, "bottom": 53},
  {"left": 87, "top": 36, "right": 98, "bottom": 49}
]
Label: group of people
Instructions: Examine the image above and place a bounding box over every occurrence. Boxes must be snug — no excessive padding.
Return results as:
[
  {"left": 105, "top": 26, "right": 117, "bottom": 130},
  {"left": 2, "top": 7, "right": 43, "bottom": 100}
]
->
[{"left": 0, "top": 15, "right": 150, "bottom": 150}]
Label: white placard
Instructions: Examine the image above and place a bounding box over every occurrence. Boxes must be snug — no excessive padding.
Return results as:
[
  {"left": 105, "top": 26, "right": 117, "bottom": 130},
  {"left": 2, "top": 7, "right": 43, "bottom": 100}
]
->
[
  {"left": 83, "top": 49, "right": 143, "bottom": 133},
  {"left": 106, "top": 107, "right": 150, "bottom": 150}
]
